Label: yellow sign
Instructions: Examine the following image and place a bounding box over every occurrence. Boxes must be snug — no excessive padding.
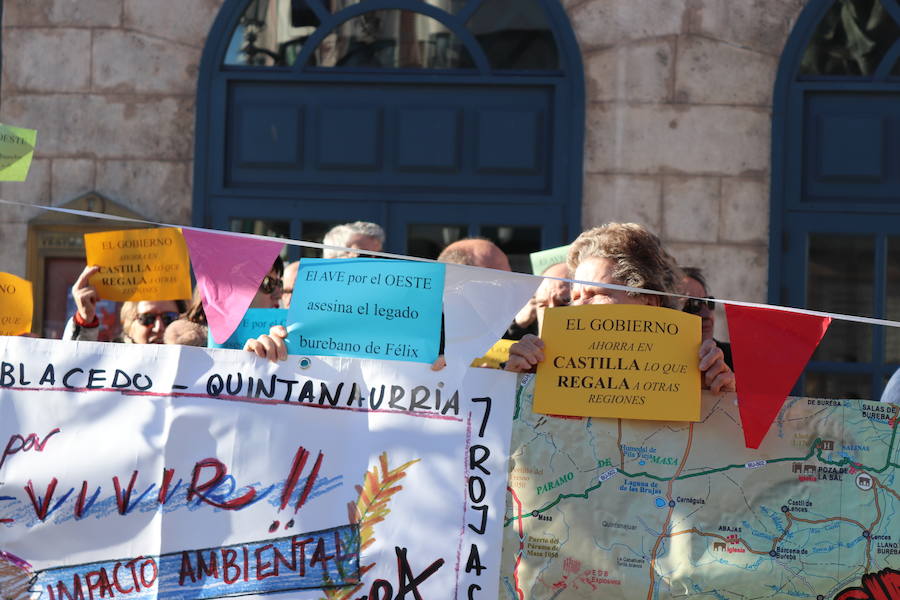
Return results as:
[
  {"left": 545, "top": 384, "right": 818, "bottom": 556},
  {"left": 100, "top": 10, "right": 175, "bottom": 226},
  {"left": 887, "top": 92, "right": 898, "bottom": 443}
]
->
[
  {"left": 84, "top": 228, "right": 192, "bottom": 302},
  {"left": 534, "top": 304, "right": 701, "bottom": 421},
  {"left": 471, "top": 339, "right": 515, "bottom": 369},
  {"left": 0, "top": 273, "right": 33, "bottom": 335}
]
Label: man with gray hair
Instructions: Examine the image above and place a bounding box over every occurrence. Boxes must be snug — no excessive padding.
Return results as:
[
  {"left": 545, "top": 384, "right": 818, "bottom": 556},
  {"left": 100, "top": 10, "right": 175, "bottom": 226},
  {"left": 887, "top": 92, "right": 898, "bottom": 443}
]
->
[{"left": 322, "top": 221, "right": 385, "bottom": 258}]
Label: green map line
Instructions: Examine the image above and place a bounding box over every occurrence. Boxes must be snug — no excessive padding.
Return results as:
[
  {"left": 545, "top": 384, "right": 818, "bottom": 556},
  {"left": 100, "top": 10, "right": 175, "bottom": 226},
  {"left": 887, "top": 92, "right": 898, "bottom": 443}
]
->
[{"left": 504, "top": 424, "right": 898, "bottom": 527}]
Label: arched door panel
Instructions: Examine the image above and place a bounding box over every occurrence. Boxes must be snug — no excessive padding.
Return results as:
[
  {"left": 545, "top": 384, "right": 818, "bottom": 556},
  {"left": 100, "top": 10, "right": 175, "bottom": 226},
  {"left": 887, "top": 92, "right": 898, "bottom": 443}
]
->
[
  {"left": 194, "top": 0, "right": 584, "bottom": 268},
  {"left": 771, "top": 0, "right": 900, "bottom": 399}
]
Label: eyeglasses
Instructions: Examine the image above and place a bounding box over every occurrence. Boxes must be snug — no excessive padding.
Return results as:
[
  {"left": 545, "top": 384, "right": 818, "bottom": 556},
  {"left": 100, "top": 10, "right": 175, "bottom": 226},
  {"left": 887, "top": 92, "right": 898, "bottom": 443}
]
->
[
  {"left": 136, "top": 311, "right": 180, "bottom": 327},
  {"left": 260, "top": 275, "right": 284, "bottom": 295},
  {"left": 683, "top": 297, "right": 715, "bottom": 315}
]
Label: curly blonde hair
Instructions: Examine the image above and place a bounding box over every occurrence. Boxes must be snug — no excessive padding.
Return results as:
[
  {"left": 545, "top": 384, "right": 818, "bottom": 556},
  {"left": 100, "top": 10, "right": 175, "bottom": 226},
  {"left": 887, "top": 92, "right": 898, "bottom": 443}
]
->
[{"left": 567, "top": 223, "right": 683, "bottom": 309}]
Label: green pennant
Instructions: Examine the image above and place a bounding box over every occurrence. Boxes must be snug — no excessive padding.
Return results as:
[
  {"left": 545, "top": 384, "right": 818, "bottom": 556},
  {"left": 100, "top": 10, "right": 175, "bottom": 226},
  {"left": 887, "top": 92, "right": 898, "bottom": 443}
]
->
[{"left": 0, "top": 123, "right": 37, "bottom": 181}]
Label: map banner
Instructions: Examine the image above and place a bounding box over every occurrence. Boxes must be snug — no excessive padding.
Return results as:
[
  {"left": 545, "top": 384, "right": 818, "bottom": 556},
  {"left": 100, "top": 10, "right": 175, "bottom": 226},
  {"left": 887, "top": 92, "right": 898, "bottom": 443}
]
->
[
  {"left": 503, "top": 376, "right": 900, "bottom": 599},
  {"left": 0, "top": 337, "right": 515, "bottom": 600}
]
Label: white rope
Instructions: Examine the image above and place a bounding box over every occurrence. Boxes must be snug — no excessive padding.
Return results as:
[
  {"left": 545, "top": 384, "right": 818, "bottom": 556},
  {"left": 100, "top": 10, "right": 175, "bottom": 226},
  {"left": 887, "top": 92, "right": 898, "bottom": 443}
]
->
[{"left": 3, "top": 198, "right": 899, "bottom": 328}]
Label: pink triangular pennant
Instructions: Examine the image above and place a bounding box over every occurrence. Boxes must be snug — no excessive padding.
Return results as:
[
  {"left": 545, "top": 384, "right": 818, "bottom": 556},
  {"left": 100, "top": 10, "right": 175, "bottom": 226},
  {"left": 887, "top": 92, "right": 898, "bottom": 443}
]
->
[
  {"left": 725, "top": 304, "right": 831, "bottom": 449},
  {"left": 182, "top": 228, "right": 284, "bottom": 344}
]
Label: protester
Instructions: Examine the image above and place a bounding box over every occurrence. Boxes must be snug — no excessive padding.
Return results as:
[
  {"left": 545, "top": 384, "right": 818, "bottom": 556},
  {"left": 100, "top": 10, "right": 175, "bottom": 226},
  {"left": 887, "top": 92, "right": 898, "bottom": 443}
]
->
[
  {"left": 281, "top": 260, "right": 299, "bottom": 308},
  {"left": 322, "top": 222, "right": 384, "bottom": 258},
  {"left": 249, "top": 255, "right": 285, "bottom": 308},
  {"left": 682, "top": 266, "right": 733, "bottom": 370},
  {"left": 505, "top": 223, "right": 735, "bottom": 393},
  {"left": 62, "top": 265, "right": 187, "bottom": 343},
  {"left": 163, "top": 318, "right": 208, "bottom": 346},
  {"left": 437, "top": 238, "right": 511, "bottom": 271},
  {"left": 881, "top": 368, "right": 900, "bottom": 404},
  {"left": 182, "top": 288, "right": 208, "bottom": 325},
  {"left": 507, "top": 262, "right": 571, "bottom": 339}
]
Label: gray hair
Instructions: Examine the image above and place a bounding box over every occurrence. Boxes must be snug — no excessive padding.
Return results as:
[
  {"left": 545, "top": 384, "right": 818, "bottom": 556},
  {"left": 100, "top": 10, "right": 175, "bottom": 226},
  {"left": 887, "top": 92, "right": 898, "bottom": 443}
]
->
[
  {"left": 567, "top": 223, "right": 683, "bottom": 309},
  {"left": 322, "top": 221, "right": 385, "bottom": 258}
]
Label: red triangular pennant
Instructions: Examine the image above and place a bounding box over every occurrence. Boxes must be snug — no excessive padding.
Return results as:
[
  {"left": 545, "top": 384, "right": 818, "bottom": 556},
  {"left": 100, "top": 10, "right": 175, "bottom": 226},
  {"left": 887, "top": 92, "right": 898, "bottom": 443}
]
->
[
  {"left": 182, "top": 229, "right": 284, "bottom": 344},
  {"left": 725, "top": 304, "right": 831, "bottom": 449}
]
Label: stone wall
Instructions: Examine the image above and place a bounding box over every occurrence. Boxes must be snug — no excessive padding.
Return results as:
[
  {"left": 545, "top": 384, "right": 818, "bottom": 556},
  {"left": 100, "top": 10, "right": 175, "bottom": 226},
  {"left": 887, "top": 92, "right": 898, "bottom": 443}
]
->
[
  {"left": 0, "top": 0, "right": 223, "bottom": 276},
  {"left": 1, "top": 0, "right": 808, "bottom": 329},
  {"left": 568, "top": 0, "right": 806, "bottom": 336}
]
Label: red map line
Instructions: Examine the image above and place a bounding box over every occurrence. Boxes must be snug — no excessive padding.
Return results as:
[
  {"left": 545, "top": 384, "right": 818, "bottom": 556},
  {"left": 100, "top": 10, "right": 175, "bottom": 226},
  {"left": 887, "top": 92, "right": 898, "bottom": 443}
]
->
[{"left": 508, "top": 486, "right": 525, "bottom": 600}]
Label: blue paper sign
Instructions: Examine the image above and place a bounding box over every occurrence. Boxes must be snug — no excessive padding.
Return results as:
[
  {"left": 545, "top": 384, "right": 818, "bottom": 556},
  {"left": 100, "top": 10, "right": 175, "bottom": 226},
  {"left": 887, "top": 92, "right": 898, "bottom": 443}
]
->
[
  {"left": 208, "top": 308, "right": 287, "bottom": 350},
  {"left": 288, "top": 259, "right": 444, "bottom": 363}
]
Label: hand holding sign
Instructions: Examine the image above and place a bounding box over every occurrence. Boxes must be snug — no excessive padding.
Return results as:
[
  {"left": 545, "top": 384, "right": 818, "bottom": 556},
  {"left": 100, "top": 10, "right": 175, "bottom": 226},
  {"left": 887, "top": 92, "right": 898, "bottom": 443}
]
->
[{"left": 72, "top": 265, "right": 101, "bottom": 323}]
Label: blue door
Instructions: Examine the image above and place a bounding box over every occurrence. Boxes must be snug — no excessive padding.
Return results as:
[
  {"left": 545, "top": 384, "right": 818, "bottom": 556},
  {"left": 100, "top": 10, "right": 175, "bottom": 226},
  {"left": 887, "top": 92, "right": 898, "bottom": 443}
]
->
[
  {"left": 771, "top": 0, "right": 900, "bottom": 399},
  {"left": 194, "top": 0, "right": 584, "bottom": 270}
]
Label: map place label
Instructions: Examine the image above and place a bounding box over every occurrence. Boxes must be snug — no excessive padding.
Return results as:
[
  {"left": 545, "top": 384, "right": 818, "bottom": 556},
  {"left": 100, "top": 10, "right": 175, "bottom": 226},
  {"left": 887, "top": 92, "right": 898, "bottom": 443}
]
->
[{"left": 599, "top": 468, "right": 618, "bottom": 482}]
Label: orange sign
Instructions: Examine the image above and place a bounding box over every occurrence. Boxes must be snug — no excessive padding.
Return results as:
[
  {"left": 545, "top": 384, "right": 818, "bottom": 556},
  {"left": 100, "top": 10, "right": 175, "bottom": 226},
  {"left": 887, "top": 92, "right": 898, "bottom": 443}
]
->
[
  {"left": 84, "top": 228, "right": 192, "bottom": 301},
  {"left": 0, "top": 272, "right": 33, "bottom": 335}
]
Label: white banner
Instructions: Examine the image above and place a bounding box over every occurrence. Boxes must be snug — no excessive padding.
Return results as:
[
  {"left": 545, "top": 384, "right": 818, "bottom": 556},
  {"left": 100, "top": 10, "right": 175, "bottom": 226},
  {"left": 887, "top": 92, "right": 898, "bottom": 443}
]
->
[{"left": 0, "top": 337, "right": 515, "bottom": 600}]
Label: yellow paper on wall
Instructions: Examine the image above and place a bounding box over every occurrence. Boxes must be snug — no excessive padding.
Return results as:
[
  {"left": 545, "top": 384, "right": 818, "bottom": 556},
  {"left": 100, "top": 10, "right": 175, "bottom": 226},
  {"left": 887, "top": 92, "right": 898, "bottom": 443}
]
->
[
  {"left": 471, "top": 339, "right": 515, "bottom": 369},
  {"left": 84, "top": 228, "right": 192, "bottom": 302},
  {"left": 0, "top": 273, "right": 33, "bottom": 335},
  {"left": 534, "top": 304, "right": 701, "bottom": 421}
]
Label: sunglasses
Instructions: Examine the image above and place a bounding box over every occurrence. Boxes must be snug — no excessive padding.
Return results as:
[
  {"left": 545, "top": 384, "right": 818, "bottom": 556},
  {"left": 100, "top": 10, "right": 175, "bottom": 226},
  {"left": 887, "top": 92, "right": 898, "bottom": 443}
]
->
[
  {"left": 260, "top": 275, "right": 284, "bottom": 295},
  {"left": 136, "top": 311, "right": 180, "bottom": 327},
  {"left": 683, "top": 296, "right": 716, "bottom": 315}
]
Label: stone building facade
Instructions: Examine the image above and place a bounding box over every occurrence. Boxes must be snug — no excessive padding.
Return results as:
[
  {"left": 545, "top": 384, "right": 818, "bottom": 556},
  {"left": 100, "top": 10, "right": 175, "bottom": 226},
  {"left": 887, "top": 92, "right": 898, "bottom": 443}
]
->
[{"left": 0, "top": 0, "right": 807, "bottom": 337}]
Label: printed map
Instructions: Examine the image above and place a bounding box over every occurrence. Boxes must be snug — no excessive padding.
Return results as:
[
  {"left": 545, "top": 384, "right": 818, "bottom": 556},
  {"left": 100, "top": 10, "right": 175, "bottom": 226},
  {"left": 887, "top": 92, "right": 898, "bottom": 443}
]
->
[{"left": 500, "top": 376, "right": 900, "bottom": 599}]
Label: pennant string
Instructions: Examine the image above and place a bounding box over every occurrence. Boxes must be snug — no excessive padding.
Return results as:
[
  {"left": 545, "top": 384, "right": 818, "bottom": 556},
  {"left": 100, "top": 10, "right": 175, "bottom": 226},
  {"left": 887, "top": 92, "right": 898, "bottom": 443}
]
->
[{"left": 3, "top": 198, "right": 900, "bottom": 329}]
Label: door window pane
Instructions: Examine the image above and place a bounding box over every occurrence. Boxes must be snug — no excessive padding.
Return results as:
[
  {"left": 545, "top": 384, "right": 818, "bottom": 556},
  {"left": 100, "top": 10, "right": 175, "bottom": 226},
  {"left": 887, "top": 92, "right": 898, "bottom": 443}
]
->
[
  {"left": 480, "top": 225, "right": 541, "bottom": 273},
  {"left": 226, "top": 0, "right": 319, "bottom": 66},
  {"left": 799, "top": 0, "right": 900, "bottom": 76},
  {"left": 315, "top": 10, "right": 473, "bottom": 68},
  {"left": 408, "top": 224, "right": 466, "bottom": 259},
  {"left": 329, "top": 1, "right": 465, "bottom": 13},
  {"left": 804, "top": 371, "right": 872, "bottom": 400},
  {"left": 467, "top": 0, "right": 559, "bottom": 69},
  {"left": 886, "top": 236, "right": 900, "bottom": 362},
  {"left": 807, "top": 234, "right": 874, "bottom": 362},
  {"left": 301, "top": 221, "right": 343, "bottom": 258}
]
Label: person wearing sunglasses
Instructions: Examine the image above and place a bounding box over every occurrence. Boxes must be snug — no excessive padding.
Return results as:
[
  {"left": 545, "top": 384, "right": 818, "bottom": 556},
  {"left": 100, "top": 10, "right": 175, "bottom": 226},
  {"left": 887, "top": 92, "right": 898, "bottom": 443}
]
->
[
  {"left": 63, "top": 264, "right": 188, "bottom": 343},
  {"left": 120, "top": 301, "right": 186, "bottom": 344},
  {"left": 682, "top": 267, "right": 733, "bottom": 370},
  {"left": 248, "top": 255, "right": 285, "bottom": 309}
]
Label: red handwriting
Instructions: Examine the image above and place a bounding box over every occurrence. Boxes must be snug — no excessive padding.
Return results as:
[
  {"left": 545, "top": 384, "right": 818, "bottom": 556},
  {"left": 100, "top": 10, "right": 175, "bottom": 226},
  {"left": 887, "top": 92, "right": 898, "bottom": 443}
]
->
[
  {"left": 179, "top": 531, "right": 348, "bottom": 586},
  {"left": 1, "top": 427, "right": 61, "bottom": 469},
  {"left": 187, "top": 459, "right": 257, "bottom": 510},
  {"left": 834, "top": 568, "right": 900, "bottom": 599},
  {"left": 23, "top": 456, "right": 264, "bottom": 522},
  {"left": 45, "top": 557, "right": 158, "bottom": 600}
]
